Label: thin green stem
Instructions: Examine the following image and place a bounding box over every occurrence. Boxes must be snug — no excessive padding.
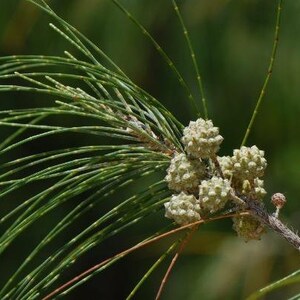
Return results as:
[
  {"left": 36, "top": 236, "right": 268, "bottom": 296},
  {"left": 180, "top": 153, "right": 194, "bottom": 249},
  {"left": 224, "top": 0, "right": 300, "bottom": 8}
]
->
[
  {"left": 27, "top": 0, "right": 127, "bottom": 77},
  {"left": 241, "top": 0, "right": 283, "bottom": 146},
  {"left": 110, "top": 0, "right": 200, "bottom": 115},
  {"left": 172, "top": 0, "right": 208, "bottom": 118},
  {"left": 246, "top": 270, "right": 300, "bottom": 300}
]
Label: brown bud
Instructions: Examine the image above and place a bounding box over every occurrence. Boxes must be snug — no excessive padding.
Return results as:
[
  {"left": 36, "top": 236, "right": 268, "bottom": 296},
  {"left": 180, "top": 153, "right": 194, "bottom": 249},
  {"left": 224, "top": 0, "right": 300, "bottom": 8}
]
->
[{"left": 271, "top": 193, "right": 286, "bottom": 209}]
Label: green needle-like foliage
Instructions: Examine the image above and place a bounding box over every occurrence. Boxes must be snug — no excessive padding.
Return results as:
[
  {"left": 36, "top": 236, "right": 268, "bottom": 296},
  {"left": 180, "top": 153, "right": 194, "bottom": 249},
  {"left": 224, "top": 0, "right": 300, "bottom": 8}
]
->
[
  {"left": 0, "top": 1, "right": 185, "bottom": 298},
  {"left": 0, "top": 0, "right": 298, "bottom": 299}
]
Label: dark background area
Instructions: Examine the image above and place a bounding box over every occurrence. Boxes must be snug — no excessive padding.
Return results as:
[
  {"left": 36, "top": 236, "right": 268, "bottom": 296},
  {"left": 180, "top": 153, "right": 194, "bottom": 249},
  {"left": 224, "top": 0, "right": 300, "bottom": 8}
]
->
[{"left": 0, "top": 1, "right": 300, "bottom": 299}]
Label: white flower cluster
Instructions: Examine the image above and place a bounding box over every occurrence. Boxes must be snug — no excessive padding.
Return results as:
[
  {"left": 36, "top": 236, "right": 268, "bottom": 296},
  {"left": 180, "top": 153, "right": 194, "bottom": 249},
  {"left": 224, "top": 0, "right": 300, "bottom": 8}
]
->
[
  {"left": 164, "top": 117, "right": 268, "bottom": 242},
  {"left": 199, "top": 177, "right": 231, "bottom": 213},
  {"left": 181, "top": 118, "right": 223, "bottom": 159},
  {"left": 219, "top": 146, "right": 267, "bottom": 201},
  {"left": 164, "top": 192, "right": 201, "bottom": 225},
  {"left": 165, "top": 153, "right": 205, "bottom": 193},
  {"left": 239, "top": 178, "right": 267, "bottom": 199},
  {"left": 165, "top": 118, "right": 228, "bottom": 226},
  {"left": 218, "top": 146, "right": 267, "bottom": 239},
  {"left": 231, "top": 146, "right": 267, "bottom": 180},
  {"left": 217, "top": 156, "right": 233, "bottom": 179}
]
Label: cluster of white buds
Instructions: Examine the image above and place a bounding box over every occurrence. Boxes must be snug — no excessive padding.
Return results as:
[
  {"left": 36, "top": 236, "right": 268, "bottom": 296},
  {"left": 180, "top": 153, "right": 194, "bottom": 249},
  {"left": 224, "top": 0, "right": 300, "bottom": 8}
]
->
[
  {"left": 164, "top": 192, "right": 201, "bottom": 225},
  {"left": 218, "top": 146, "right": 267, "bottom": 238},
  {"left": 237, "top": 178, "right": 267, "bottom": 200},
  {"left": 181, "top": 118, "right": 223, "bottom": 159},
  {"left": 217, "top": 156, "right": 233, "bottom": 179},
  {"left": 219, "top": 147, "right": 267, "bottom": 201},
  {"left": 199, "top": 177, "right": 231, "bottom": 213},
  {"left": 165, "top": 118, "right": 229, "bottom": 226},
  {"left": 165, "top": 153, "right": 206, "bottom": 193},
  {"left": 231, "top": 146, "right": 267, "bottom": 180},
  {"left": 163, "top": 117, "right": 273, "bottom": 243}
]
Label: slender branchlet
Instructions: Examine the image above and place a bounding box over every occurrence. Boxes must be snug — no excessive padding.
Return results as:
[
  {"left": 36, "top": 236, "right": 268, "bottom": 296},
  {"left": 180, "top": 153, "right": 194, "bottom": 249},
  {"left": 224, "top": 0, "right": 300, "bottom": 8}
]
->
[
  {"left": 110, "top": 0, "right": 200, "bottom": 115},
  {"left": 172, "top": 0, "right": 208, "bottom": 119},
  {"left": 155, "top": 226, "right": 198, "bottom": 300},
  {"left": 241, "top": 0, "right": 283, "bottom": 146},
  {"left": 127, "top": 240, "right": 181, "bottom": 300},
  {"left": 246, "top": 198, "right": 300, "bottom": 251}
]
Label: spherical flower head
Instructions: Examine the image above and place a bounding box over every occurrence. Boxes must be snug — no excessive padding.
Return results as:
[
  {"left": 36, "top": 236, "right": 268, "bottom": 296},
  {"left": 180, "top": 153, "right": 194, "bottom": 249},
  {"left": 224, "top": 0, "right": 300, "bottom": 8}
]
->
[
  {"left": 182, "top": 118, "right": 223, "bottom": 159},
  {"left": 199, "top": 176, "right": 231, "bottom": 213},
  {"left": 231, "top": 146, "right": 267, "bottom": 180},
  {"left": 164, "top": 192, "right": 201, "bottom": 225},
  {"left": 232, "top": 216, "right": 265, "bottom": 241},
  {"left": 238, "top": 178, "right": 267, "bottom": 200},
  {"left": 218, "top": 156, "right": 233, "bottom": 179},
  {"left": 271, "top": 193, "right": 286, "bottom": 209},
  {"left": 165, "top": 152, "right": 206, "bottom": 193}
]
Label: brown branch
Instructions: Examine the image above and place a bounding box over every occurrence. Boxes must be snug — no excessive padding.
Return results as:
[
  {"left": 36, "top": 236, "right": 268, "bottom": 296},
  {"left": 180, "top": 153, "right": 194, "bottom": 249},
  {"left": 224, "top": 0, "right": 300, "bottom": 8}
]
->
[
  {"left": 155, "top": 226, "right": 198, "bottom": 300},
  {"left": 247, "top": 200, "right": 300, "bottom": 251}
]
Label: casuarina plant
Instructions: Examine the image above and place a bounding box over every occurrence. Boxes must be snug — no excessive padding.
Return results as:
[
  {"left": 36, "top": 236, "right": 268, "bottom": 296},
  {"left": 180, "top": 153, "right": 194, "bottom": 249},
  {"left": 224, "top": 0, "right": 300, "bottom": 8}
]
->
[{"left": 0, "top": 0, "right": 299, "bottom": 299}]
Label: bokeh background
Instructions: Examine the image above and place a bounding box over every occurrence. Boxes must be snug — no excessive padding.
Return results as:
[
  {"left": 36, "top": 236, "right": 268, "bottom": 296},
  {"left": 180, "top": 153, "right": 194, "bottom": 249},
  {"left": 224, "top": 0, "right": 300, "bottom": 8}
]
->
[{"left": 1, "top": 0, "right": 300, "bottom": 299}]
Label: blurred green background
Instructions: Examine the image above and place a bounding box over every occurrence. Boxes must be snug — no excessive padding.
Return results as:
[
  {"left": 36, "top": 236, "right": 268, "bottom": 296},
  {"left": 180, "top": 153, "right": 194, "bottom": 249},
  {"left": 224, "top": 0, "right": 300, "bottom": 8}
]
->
[{"left": 0, "top": 0, "right": 300, "bottom": 299}]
